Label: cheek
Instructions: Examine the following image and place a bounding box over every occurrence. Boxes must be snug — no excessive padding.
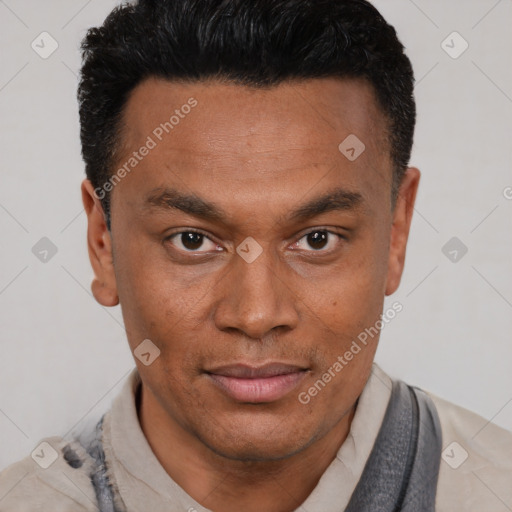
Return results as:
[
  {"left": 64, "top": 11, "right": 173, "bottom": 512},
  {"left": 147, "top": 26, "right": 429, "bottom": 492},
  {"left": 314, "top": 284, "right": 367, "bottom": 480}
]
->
[
  {"left": 308, "top": 248, "right": 386, "bottom": 326},
  {"left": 297, "top": 237, "right": 388, "bottom": 380},
  {"left": 114, "top": 244, "right": 216, "bottom": 351}
]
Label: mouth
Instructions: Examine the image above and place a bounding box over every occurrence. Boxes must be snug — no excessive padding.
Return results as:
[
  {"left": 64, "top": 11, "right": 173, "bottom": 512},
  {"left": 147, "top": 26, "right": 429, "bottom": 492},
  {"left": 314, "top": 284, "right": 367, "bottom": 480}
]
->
[{"left": 205, "top": 363, "right": 309, "bottom": 403}]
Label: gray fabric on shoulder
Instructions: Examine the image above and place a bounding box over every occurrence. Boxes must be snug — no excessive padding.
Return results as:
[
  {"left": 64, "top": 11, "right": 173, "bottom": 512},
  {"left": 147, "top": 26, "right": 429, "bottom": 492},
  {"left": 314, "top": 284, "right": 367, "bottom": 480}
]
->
[
  {"left": 81, "top": 415, "right": 126, "bottom": 512},
  {"left": 345, "top": 380, "right": 442, "bottom": 511}
]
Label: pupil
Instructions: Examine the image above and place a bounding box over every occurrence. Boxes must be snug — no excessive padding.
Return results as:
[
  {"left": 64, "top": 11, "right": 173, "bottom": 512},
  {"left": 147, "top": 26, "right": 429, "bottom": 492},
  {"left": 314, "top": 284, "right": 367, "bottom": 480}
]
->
[
  {"left": 182, "top": 232, "right": 203, "bottom": 250},
  {"left": 308, "top": 231, "right": 328, "bottom": 250}
]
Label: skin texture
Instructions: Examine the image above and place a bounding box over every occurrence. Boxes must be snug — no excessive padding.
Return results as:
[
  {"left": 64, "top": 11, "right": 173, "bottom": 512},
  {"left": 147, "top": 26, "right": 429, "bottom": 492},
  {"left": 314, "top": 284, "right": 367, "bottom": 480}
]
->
[{"left": 82, "top": 76, "right": 420, "bottom": 512}]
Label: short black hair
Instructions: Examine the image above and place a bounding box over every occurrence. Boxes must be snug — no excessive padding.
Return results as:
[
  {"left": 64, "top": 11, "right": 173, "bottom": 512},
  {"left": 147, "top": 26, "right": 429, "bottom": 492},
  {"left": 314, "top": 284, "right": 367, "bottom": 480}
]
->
[{"left": 79, "top": 0, "right": 415, "bottom": 230}]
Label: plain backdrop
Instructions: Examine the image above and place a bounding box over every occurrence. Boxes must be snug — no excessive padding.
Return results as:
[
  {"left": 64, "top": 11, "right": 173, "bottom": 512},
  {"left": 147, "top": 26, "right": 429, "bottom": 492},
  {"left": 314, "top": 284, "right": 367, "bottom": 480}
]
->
[{"left": 1, "top": 0, "right": 511, "bottom": 471}]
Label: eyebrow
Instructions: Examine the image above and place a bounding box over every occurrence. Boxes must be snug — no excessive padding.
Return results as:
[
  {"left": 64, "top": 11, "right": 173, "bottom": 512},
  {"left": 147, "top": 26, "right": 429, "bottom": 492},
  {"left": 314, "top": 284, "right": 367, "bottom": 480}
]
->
[
  {"left": 287, "top": 189, "right": 363, "bottom": 222},
  {"left": 143, "top": 186, "right": 364, "bottom": 224},
  {"left": 144, "top": 187, "right": 228, "bottom": 222}
]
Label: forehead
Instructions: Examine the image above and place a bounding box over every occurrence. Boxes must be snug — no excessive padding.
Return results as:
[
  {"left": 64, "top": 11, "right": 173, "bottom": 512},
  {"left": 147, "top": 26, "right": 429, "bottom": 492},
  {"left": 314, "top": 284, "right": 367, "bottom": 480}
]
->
[
  {"left": 121, "top": 76, "right": 388, "bottom": 153},
  {"left": 113, "top": 76, "right": 393, "bottom": 218}
]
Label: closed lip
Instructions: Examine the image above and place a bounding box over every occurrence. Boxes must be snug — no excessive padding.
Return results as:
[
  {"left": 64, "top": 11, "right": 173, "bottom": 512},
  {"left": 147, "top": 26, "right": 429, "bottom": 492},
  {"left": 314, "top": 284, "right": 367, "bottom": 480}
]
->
[
  {"left": 205, "top": 362, "right": 309, "bottom": 403},
  {"left": 205, "top": 362, "right": 308, "bottom": 379}
]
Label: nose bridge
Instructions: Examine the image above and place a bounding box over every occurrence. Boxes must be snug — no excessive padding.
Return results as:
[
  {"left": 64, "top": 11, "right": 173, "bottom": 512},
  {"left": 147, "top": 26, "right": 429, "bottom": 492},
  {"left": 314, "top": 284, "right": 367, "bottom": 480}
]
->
[{"left": 214, "top": 244, "right": 298, "bottom": 339}]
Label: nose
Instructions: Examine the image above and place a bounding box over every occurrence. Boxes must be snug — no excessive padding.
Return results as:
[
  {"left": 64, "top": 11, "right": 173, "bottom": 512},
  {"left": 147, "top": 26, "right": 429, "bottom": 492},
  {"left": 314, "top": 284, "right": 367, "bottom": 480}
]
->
[{"left": 213, "top": 245, "right": 300, "bottom": 340}]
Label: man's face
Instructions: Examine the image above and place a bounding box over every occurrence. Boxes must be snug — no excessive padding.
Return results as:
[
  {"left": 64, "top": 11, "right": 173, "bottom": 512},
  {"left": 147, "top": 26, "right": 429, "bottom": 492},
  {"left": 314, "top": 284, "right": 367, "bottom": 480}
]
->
[{"left": 84, "top": 77, "right": 417, "bottom": 461}]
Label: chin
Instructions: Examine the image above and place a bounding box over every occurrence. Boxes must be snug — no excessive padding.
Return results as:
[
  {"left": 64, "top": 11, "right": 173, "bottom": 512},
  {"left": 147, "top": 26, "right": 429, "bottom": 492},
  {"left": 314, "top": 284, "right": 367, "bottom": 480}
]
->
[
  {"left": 193, "top": 414, "right": 318, "bottom": 462},
  {"left": 204, "top": 437, "right": 309, "bottom": 462}
]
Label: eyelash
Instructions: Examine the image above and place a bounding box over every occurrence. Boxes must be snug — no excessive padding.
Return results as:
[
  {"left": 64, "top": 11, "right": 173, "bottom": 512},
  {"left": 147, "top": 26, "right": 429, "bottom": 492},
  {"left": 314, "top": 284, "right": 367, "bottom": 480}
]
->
[{"left": 163, "top": 228, "right": 346, "bottom": 255}]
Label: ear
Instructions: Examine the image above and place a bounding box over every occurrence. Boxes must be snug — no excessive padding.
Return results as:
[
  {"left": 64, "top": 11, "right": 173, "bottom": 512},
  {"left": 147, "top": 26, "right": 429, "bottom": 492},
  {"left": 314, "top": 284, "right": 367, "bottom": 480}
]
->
[
  {"left": 385, "top": 167, "right": 420, "bottom": 296},
  {"left": 81, "top": 179, "right": 119, "bottom": 307}
]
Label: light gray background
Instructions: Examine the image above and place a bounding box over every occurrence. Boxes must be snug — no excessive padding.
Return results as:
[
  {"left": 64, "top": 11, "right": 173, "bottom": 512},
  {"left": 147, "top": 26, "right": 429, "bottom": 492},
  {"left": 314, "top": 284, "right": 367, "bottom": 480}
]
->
[{"left": 1, "top": 0, "right": 511, "bottom": 471}]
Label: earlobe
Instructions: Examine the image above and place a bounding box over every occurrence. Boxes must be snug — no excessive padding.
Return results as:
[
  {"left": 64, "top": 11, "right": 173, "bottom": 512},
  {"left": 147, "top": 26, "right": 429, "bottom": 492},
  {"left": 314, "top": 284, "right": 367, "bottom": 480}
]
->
[
  {"left": 385, "top": 167, "right": 420, "bottom": 296},
  {"left": 91, "top": 277, "right": 119, "bottom": 307},
  {"left": 81, "top": 179, "right": 119, "bottom": 307}
]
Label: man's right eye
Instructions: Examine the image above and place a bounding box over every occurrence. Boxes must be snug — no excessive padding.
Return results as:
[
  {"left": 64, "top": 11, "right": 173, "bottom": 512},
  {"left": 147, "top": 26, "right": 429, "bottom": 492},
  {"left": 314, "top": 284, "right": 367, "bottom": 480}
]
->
[{"left": 165, "top": 231, "right": 221, "bottom": 253}]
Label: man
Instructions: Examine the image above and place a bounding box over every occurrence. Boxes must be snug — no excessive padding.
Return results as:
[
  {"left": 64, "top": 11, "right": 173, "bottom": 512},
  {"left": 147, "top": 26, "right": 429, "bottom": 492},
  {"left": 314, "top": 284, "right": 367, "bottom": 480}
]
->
[{"left": 1, "top": 0, "right": 511, "bottom": 510}]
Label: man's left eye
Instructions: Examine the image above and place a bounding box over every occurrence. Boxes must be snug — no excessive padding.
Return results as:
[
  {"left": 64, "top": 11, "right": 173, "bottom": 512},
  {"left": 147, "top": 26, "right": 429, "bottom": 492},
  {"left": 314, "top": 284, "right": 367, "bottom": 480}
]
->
[{"left": 292, "top": 230, "right": 343, "bottom": 252}]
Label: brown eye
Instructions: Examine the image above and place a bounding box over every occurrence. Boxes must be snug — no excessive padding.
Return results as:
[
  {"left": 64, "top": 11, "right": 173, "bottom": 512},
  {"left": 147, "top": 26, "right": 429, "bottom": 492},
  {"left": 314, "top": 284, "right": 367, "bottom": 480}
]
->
[
  {"left": 306, "top": 231, "right": 328, "bottom": 250},
  {"left": 181, "top": 232, "right": 204, "bottom": 250},
  {"left": 292, "top": 230, "right": 343, "bottom": 253},
  {"left": 166, "top": 231, "right": 219, "bottom": 253}
]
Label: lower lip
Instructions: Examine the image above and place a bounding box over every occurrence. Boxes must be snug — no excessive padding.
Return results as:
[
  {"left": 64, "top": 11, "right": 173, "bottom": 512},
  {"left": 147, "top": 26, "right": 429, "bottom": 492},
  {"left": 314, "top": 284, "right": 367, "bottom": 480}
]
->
[{"left": 208, "top": 372, "right": 307, "bottom": 403}]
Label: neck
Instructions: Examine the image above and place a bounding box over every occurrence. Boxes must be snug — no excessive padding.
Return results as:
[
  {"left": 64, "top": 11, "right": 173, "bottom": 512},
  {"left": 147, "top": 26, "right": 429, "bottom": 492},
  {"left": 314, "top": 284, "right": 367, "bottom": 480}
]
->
[{"left": 137, "top": 385, "right": 357, "bottom": 512}]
